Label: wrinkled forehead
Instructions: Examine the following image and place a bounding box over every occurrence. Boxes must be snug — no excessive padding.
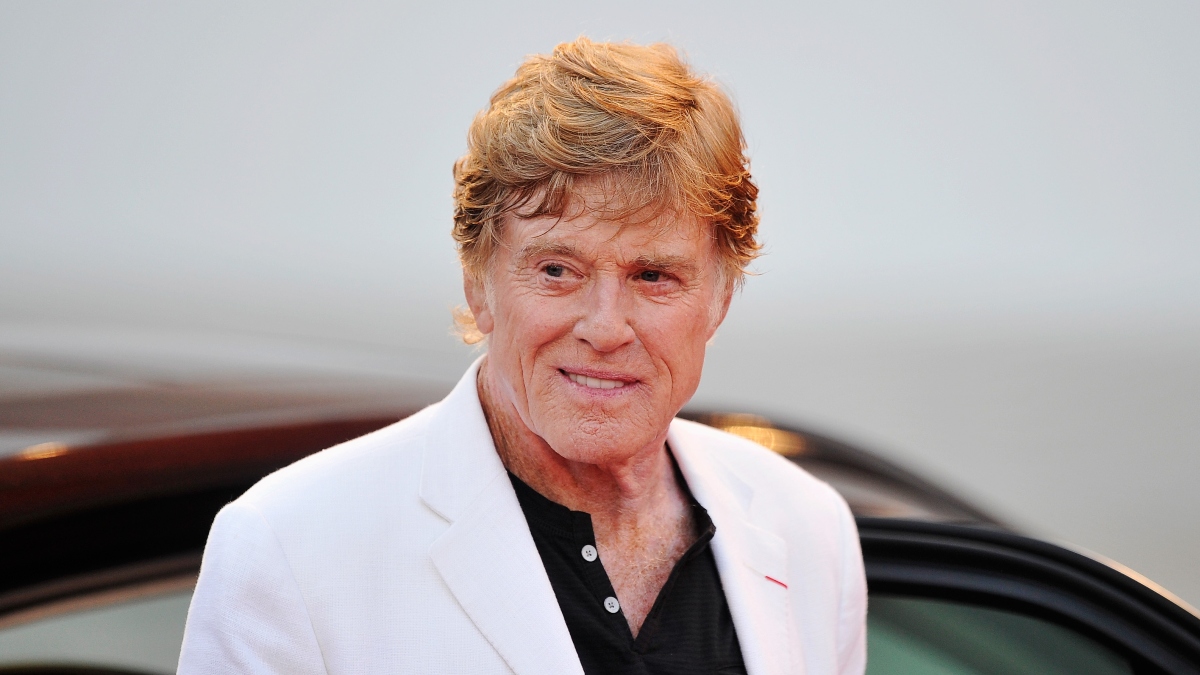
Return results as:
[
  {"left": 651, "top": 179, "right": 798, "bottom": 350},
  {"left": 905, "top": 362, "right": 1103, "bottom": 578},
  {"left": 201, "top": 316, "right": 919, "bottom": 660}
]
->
[
  {"left": 513, "top": 171, "right": 697, "bottom": 229},
  {"left": 509, "top": 173, "right": 711, "bottom": 245},
  {"left": 501, "top": 202, "right": 715, "bottom": 269}
]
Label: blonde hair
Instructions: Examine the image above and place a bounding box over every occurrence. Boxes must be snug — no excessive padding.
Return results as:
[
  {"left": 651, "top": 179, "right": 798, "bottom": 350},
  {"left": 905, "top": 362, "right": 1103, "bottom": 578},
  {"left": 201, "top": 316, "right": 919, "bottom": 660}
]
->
[{"left": 451, "top": 37, "right": 760, "bottom": 342}]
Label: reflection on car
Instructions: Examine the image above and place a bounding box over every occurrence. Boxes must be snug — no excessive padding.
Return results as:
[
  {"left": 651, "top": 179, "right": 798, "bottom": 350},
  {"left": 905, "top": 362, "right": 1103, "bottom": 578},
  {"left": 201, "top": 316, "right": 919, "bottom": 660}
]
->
[{"left": 2, "top": 375, "right": 1198, "bottom": 674}]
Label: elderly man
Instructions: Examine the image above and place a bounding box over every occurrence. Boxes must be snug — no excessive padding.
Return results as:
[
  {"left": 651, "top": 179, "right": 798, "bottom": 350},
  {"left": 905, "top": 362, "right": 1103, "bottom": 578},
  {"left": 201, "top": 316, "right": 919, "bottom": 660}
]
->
[{"left": 179, "top": 38, "right": 866, "bottom": 675}]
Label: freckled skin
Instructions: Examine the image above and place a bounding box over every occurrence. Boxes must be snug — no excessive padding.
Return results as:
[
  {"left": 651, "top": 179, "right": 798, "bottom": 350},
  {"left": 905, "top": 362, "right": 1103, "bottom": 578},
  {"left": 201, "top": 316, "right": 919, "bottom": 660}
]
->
[{"left": 466, "top": 203, "right": 733, "bottom": 636}]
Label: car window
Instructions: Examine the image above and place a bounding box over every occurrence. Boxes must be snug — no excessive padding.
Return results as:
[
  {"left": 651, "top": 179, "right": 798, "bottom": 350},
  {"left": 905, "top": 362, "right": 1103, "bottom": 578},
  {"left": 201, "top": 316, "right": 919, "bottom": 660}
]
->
[
  {"left": 868, "top": 595, "right": 1134, "bottom": 675},
  {"left": 0, "top": 586, "right": 1149, "bottom": 674},
  {"left": 0, "top": 586, "right": 192, "bottom": 675}
]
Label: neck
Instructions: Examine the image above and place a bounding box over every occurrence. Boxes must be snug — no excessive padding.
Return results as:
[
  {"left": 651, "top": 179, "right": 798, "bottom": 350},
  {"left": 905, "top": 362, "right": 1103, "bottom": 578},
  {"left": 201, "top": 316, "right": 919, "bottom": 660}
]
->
[
  {"left": 476, "top": 357, "right": 679, "bottom": 519},
  {"left": 476, "top": 356, "right": 697, "bottom": 637}
]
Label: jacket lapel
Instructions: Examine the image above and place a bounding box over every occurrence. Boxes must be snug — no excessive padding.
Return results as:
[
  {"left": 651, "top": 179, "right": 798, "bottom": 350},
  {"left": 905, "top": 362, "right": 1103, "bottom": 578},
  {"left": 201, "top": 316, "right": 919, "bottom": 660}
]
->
[
  {"left": 420, "top": 358, "right": 584, "bottom": 675},
  {"left": 670, "top": 420, "right": 800, "bottom": 675}
]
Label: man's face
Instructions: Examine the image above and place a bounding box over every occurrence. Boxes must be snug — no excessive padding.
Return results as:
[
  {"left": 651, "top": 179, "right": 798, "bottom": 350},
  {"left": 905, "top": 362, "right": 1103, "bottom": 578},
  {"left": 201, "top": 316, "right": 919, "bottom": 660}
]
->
[{"left": 466, "top": 203, "right": 733, "bottom": 467}]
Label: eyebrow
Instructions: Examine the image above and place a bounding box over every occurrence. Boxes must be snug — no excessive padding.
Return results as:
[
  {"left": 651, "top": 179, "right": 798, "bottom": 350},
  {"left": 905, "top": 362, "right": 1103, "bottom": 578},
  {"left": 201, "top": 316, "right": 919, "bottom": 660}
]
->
[
  {"left": 632, "top": 254, "right": 701, "bottom": 277},
  {"left": 515, "top": 242, "right": 579, "bottom": 265}
]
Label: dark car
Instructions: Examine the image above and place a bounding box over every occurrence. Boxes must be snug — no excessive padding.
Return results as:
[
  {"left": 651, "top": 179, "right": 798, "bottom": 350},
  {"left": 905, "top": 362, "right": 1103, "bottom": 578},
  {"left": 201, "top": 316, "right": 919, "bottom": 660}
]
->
[{"left": 2, "top": 366, "right": 1198, "bottom": 674}]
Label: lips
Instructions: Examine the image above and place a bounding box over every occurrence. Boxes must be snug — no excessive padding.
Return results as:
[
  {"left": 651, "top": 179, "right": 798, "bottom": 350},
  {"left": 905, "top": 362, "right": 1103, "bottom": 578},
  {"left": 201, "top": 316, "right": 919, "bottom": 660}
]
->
[{"left": 560, "top": 369, "right": 636, "bottom": 390}]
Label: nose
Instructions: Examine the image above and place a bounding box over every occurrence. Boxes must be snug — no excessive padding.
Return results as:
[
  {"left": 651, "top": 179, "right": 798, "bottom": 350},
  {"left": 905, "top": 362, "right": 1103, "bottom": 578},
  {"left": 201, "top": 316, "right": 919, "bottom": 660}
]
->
[{"left": 573, "top": 274, "right": 635, "bottom": 353}]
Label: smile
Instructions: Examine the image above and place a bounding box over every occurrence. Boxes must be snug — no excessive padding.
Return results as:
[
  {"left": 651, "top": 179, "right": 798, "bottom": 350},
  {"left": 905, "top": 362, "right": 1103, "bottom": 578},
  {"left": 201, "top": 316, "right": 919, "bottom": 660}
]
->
[{"left": 564, "top": 371, "right": 630, "bottom": 390}]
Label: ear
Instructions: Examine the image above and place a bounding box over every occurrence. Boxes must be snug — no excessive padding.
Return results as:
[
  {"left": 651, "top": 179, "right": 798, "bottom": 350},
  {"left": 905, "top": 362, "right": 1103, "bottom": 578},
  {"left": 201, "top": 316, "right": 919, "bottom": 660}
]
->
[
  {"left": 463, "top": 268, "right": 495, "bottom": 335},
  {"left": 706, "top": 280, "right": 735, "bottom": 339}
]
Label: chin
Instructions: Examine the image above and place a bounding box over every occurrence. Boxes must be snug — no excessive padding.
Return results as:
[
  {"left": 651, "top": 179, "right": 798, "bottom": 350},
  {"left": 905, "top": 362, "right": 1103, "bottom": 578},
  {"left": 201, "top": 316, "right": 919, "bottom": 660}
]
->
[{"left": 541, "top": 418, "right": 663, "bottom": 466}]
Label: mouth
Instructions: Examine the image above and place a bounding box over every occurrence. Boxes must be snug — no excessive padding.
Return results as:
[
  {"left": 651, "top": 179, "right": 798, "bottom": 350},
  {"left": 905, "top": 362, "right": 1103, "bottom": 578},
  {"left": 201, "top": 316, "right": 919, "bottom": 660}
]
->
[{"left": 559, "top": 369, "right": 636, "bottom": 391}]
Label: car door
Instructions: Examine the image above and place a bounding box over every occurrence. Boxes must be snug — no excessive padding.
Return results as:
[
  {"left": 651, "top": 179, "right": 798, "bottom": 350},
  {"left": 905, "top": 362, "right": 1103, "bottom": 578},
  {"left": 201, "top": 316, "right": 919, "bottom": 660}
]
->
[
  {"left": 3, "top": 414, "right": 1199, "bottom": 674},
  {"left": 860, "top": 518, "right": 1200, "bottom": 675},
  {"left": 4, "top": 518, "right": 1198, "bottom": 674}
]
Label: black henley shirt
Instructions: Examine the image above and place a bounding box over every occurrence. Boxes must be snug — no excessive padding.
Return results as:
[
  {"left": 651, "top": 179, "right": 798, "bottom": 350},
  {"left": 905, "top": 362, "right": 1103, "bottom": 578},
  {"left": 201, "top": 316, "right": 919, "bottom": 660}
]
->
[{"left": 508, "top": 472, "right": 747, "bottom": 675}]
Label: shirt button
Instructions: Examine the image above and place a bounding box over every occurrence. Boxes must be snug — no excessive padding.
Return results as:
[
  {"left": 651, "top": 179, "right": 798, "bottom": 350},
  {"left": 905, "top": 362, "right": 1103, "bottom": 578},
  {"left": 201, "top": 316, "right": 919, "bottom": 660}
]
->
[
  {"left": 581, "top": 544, "right": 598, "bottom": 562},
  {"left": 604, "top": 596, "right": 620, "bottom": 614}
]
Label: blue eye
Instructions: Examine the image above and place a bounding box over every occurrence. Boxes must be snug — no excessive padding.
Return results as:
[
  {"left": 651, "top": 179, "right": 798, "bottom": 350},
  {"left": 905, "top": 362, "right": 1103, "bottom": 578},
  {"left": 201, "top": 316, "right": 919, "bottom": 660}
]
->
[
  {"left": 639, "top": 270, "right": 661, "bottom": 282},
  {"left": 545, "top": 264, "right": 564, "bottom": 278}
]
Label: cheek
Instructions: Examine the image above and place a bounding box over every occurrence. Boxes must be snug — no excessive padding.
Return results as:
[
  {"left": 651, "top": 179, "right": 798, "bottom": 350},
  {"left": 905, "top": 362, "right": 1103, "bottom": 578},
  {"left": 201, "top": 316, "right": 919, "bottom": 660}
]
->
[
  {"left": 500, "top": 295, "right": 569, "bottom": 345},
  {"left": 638, "top": 304, "right": 712, "bottom": 376},
  {"left": 491, "top": 291, "right": 579, "bottom": 380}
]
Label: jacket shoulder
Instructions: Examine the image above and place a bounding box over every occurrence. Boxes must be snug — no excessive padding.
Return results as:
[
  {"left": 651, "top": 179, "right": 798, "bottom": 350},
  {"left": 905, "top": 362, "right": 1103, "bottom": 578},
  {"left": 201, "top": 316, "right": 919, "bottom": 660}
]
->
[{"left": 234, "top": 401, "right": 440, "bottom": 520}]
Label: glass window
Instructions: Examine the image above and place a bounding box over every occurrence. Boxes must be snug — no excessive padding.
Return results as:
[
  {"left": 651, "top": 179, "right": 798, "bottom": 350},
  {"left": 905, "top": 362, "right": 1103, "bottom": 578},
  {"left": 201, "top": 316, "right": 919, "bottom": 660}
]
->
[
  {"left": 0, "top": 584, "right": 193, "bottom": 675},
  {"left": 868, "top": 595, "right": 1133, "bottom": 675},
  {"left": 0, "top": 585, "right": 1141, "bottom": 674}
]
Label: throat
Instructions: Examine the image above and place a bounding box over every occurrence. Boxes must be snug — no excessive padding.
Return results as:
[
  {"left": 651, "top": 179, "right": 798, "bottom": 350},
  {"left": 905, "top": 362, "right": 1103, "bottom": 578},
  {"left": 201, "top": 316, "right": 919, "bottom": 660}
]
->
[{"left": 596, "top": 504, "right": 698, "bottom": 637}]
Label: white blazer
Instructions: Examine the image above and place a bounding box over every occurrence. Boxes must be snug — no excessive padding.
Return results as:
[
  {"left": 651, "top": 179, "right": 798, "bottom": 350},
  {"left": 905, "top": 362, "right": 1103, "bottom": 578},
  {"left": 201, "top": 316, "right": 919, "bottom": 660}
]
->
[{"left": 178, "top": 359, "right": 866, "bottom": 675}]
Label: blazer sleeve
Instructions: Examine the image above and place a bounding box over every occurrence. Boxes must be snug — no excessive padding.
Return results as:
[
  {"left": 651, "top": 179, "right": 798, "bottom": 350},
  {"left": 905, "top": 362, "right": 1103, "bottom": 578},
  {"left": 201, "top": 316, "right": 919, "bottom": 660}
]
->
[
  {"left": 177, "top": 501, "right": 329, "bottom": 675},
  {"left": 835, "top": 496, "right": 868, "bottom": 675}
]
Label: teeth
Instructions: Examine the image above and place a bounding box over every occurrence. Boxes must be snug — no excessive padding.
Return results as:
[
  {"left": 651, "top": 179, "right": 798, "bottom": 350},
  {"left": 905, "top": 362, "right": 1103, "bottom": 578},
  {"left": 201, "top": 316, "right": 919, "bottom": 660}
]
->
[{"left": 567, "top": 372, "right": 627, "bottom": 390}]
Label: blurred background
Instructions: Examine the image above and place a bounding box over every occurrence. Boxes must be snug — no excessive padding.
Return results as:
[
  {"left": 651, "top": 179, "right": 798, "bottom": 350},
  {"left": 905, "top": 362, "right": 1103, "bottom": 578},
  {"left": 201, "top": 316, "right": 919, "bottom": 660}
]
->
[{"left": 1, "top": 0, "right": 1197, "bottom": 612}]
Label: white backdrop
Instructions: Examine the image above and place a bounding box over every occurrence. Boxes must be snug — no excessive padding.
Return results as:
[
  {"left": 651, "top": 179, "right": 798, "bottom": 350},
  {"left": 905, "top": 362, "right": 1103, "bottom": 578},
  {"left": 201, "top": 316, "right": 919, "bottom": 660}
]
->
[{"left": 2, "top": 1, "right": 1198, "bottom": 603}]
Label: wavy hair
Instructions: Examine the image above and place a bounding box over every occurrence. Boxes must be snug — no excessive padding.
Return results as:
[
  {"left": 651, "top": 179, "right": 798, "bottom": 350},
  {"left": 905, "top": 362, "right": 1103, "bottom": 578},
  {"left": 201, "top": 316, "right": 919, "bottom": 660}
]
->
[{"left": 451, "top": 37, "right": 759, "bottom": 342}]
